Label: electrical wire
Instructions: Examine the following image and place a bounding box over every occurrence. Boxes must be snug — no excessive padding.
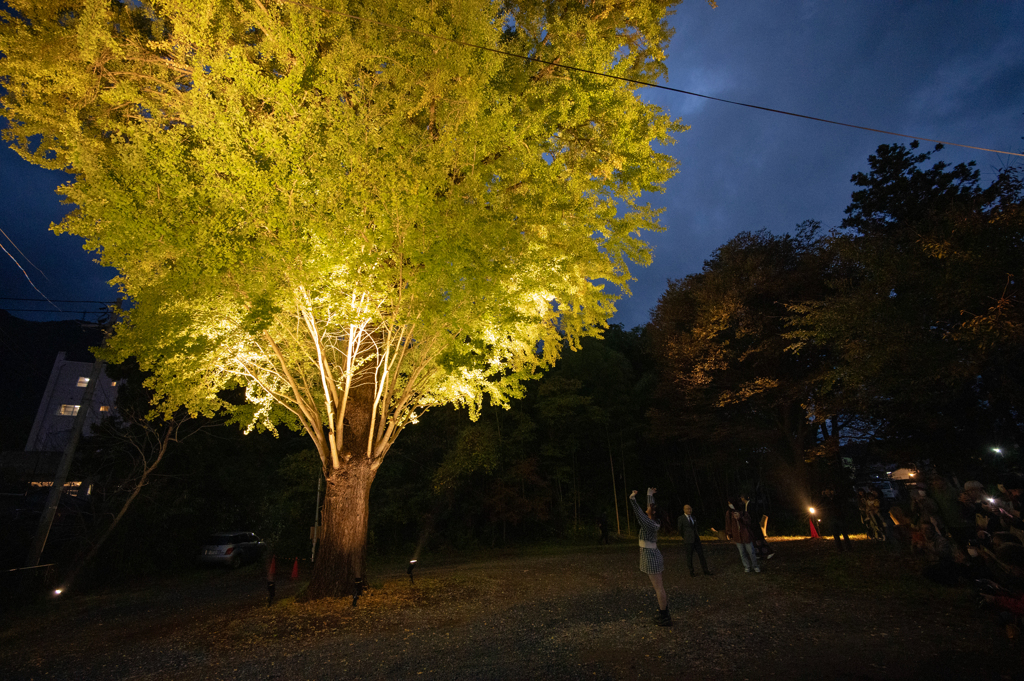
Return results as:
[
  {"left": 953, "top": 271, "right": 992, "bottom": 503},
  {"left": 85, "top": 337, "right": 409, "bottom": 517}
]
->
[
  {"left": 0, "top": 242, "right": 63, "bottom": 312},
  {"left": 279, "top": 0, "right": 1023, "bottom": 159},
  {"left": 0, "top": 226, "right": 49, "bottom": 281}
]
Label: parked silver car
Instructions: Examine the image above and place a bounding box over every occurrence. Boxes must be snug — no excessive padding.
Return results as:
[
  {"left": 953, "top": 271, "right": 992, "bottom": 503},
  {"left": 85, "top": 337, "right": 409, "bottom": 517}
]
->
[{"left": 197, "top": 532, "right": 266, "bottom": 568}]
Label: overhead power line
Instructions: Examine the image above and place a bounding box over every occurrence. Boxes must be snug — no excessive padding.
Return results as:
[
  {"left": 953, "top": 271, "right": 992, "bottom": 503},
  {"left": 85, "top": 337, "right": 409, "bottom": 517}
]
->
[
  {"left": 468, "top": 50, "right": 1023, "bottom": 159},
  {"left": 281, "top": 0, "right": 1023, "bottom": 159}
]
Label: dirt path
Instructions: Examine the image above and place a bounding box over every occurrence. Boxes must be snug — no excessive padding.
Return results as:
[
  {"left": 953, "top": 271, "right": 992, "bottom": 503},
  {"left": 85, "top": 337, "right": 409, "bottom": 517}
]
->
[{"left": 2, "top": 537, "right": 1020, "bottom": 680}]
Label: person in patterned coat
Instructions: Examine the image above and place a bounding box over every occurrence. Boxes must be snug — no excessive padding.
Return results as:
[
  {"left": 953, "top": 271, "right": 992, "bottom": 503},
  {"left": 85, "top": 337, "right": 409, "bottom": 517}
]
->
[{"left": 629, "top": 487, "right": 671, "bottom": 626}]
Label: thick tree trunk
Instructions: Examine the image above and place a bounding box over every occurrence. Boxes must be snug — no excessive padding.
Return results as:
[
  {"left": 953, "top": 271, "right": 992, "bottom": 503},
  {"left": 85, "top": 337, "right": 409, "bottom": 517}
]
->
[
  {"left": 300, "top": 377, "right": 380, "bottom": 601},
  {"left": 302, "top": 458, "right": 377, "bottom": 600}
]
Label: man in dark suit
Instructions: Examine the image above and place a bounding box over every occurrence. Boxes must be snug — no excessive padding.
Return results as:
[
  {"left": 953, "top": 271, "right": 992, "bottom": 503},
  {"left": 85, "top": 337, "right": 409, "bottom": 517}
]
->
[{"left": 678, "top": 504, "right": 713, "bottom": 577}]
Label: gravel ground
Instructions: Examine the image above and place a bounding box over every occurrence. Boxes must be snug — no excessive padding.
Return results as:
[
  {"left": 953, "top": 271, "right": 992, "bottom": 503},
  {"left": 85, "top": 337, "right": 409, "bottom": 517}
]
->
[{"left": 2, "top": 537, "right": 1022, "bottom": 680}]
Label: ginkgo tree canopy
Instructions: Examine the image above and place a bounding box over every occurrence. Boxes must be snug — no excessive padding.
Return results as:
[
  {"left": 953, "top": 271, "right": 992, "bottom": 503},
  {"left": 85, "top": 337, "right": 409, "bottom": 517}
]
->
[
  {"left": 2, "top": 0, "right": 693, "bottom": 598},
  {"left": 1, "top": 0, "right": 682, "bottom": 453}
]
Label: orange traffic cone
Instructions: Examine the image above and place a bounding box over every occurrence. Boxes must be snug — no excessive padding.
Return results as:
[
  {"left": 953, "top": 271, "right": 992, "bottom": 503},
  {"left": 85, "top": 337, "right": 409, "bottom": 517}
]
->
[
  {"left": 809, "top": 519, "right": 820, "bottom": 539},
  {"left": 268, "top": 555, "right": 277, "bottom": 580},
  {"left": 291, "top": 558, "right": 299, "bottom": 580}
]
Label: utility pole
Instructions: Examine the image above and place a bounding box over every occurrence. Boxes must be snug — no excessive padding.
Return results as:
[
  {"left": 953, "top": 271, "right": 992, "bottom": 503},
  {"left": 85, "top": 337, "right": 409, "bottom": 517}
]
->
[
  {"left": 25, "top": 359, "right": 105, "bottom": 567},
  {"left": 607, "top": 426, "right": 621, "bottom": 536},
  {"left": 311, "top": 472, "right": 323, "bottom": 562},
  {"left": 621, "top": 453, "right": 631, "bottom": 535}
]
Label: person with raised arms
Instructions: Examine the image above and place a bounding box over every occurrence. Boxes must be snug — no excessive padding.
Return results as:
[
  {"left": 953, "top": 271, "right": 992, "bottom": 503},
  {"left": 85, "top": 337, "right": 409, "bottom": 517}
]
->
[{"left": 630, "top": 487, "right": 671, "bottom": 626}]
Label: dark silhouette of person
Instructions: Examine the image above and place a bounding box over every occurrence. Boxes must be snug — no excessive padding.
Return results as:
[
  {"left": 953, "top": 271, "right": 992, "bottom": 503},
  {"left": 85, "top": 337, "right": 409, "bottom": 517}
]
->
[
  {"left": 677, "top": 504, "right": 713, "bottom": 576},
  {"left": 598, "top": 515, "right": 610, "bottom": 544},
  {"left": 822, "top": 486, "right": 854, "bottom": 552},
  {"left": 741, "top": 493, "right": 774, "bottom": 561}
]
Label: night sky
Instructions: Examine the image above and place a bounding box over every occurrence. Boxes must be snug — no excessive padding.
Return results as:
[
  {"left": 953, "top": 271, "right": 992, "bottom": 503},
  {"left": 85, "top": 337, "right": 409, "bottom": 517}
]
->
[{"left": 2, "top": 1, "right": 1022, "bottom": 329}]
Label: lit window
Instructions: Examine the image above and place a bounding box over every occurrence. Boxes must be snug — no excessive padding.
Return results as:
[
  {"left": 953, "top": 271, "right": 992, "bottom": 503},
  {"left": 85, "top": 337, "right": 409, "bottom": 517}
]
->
[
  {"left": 99, "top": 405, "right": 110, "bottom": 413},
  {"left": 58, "top": 404, "right": 81, "bottom": 416},
  {"left": 111, "top": 380, "right": 118, "bottom": 387},
  {"left": 77, "top": 377, "right": 90, "bottom": 387}
]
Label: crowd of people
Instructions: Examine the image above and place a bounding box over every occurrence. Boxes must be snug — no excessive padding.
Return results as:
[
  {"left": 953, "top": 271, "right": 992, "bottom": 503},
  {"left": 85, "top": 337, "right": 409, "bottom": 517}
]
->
[
  {"left": 625, "top": 487, "right": 773, "bottom": 628},
  {"left": 817, "top": 471, "right": 1024, "bottom": 640},
  {"left": 620, "top": 472, "right": 1024, "bottom": 637}
]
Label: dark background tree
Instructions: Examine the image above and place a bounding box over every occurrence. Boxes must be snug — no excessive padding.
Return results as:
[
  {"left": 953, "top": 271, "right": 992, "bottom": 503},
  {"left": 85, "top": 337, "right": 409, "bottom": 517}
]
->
[
  {"left": 65, "top": 362, "right": 319, "bottom": 585},
  {"left": 646, "top": 227, "right": 835, "bottom": 508},
  {"left": 788, "top": 143, "right": 1024, "bottom": 471},
  {"left": 367, "top": 325, "right": 660, "bottom": 553}
]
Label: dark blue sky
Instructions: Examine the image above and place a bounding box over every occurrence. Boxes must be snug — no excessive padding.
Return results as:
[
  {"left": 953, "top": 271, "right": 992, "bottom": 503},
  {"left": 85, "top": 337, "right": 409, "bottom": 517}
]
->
[
  {"left": 627, "top": 0, "right": 1024, "bottom": 329},
  {"left": 2, "top": 1, "right": 1023, "bottom": 327}
]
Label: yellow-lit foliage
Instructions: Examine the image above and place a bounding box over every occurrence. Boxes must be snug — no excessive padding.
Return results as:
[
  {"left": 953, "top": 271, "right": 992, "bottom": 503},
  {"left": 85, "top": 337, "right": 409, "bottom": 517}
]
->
[{"left": 1, "top": 0, "right": 686, "bottom": 475}]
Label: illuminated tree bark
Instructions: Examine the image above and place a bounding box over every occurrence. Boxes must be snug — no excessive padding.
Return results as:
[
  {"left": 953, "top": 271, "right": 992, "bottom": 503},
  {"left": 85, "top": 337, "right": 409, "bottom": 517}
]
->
[{"left": 314, "top": 464, "right": 375, "bottom": 598}]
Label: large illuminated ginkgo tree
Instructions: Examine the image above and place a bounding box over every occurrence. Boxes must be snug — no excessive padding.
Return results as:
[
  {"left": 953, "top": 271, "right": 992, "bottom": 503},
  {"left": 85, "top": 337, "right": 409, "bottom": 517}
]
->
[{"left": 1, "top": 0, "right": 689, "bottom": 598}]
